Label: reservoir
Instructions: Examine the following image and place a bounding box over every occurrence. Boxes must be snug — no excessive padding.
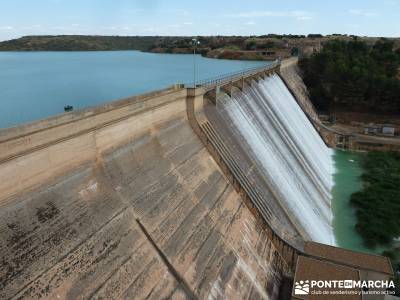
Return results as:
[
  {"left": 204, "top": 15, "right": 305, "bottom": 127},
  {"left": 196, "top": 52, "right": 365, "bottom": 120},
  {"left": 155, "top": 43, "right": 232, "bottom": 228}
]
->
[{"left": 0, "top": 51, "right": 266, "bottom": 128}]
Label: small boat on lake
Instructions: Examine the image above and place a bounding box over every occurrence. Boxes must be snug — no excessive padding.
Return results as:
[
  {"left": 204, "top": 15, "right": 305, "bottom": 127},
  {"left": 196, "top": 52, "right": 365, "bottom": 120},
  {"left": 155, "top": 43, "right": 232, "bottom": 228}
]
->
[{"left": 64, "top": 105, "right": 74, "bottom": 112}]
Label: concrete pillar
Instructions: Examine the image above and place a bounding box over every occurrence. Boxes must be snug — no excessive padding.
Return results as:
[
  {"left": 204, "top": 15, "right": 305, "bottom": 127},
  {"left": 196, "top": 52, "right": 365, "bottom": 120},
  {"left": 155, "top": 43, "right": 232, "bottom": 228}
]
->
[
  {"left": 245, "top": 77, "right": 254, "bottom": 86},
  {"left": 220, "top": 83, "right": 232, "bottom": 97},
  {"left": 204, "top": 88, "right": 217, "bottom": 105},
  {"left": 233, "top": 78, "right": 244, "bottom": 91}
]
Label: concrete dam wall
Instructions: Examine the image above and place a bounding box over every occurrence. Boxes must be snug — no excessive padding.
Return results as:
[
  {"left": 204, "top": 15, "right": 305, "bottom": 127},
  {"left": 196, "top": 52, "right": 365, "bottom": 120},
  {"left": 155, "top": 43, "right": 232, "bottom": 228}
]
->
[
  {"left": 0, "top": 83, "right": 293, "bottom": 299},
  {"left": 0, "top": 61, "right": 351, "bottom": 299}
]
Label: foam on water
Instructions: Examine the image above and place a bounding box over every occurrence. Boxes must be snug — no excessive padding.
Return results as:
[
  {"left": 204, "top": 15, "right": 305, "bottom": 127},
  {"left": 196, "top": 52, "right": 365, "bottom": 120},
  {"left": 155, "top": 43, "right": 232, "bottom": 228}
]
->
[{"left": 217, "top": 74, "right": 335, "bottom": 244}]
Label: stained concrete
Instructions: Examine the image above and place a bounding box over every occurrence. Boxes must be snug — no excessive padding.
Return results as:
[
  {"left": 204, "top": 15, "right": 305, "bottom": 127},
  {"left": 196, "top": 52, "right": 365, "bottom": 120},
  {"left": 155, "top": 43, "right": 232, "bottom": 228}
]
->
[{"left": 0, "top": 115, "right": 287, "bottom": 299}]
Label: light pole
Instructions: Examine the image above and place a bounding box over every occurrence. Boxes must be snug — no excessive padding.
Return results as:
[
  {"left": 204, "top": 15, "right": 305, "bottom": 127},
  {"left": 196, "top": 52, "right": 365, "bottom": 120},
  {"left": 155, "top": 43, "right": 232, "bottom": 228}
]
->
[{"left": 192, "top": 38, "right": 200, "bottom": 88}]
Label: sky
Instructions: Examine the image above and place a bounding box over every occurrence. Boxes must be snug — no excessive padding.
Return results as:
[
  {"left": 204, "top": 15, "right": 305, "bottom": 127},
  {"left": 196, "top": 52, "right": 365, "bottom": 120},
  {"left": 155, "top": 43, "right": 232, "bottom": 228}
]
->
[{"left": 0, "top": 0, "right": 399, "bottom": 41}]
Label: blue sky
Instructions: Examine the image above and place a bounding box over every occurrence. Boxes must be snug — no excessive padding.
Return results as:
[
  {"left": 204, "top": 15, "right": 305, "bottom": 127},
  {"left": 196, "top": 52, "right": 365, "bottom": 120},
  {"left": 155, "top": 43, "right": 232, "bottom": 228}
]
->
[{"left": 0, "top": 0, "right": 399, "bottom": 41}]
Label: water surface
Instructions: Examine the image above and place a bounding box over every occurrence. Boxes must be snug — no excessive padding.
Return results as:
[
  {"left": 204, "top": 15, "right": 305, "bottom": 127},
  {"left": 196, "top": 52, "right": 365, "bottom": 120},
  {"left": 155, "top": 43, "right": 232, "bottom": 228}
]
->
[
  {"left": 0, "top": 51, "right": 266, "bottom": 128},
  {"left": 332, "top": 150, "right": 372, "bottom": 253}
]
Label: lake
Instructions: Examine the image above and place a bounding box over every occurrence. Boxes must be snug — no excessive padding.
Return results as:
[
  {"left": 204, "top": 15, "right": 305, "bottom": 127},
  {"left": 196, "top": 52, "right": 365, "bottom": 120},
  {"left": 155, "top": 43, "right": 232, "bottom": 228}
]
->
[{"left": 0, "top": 51, "right": 267, "bottom": 128}]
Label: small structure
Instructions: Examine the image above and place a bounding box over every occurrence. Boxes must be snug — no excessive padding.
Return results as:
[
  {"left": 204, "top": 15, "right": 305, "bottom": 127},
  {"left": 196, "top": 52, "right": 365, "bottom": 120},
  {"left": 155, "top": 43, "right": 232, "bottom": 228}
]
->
[
  {"left": 292, "top": 242, "right": 395, "bottom": 300},
  {"left": 363, "top": 124, "right": 395, "bottom": 136},
  {"left": 364, "top": 125, "right": 380, "bottom": 135},
  {"left": 382, "top": 124, "right": 395, "bottom": 136},
  {"left": 236, "top": 49, "right": 292, "bottom": 60}
]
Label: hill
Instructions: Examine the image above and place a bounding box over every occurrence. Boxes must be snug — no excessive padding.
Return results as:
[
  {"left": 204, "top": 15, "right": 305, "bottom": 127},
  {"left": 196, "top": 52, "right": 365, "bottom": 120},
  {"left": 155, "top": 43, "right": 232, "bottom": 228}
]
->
[
  {"left": 0, "top": 34, "right": 384, "bottom": 60},
  {"left": 0, "top": 35, "right": 160, "bottom": 51},
  {"left": 300, "top": 38, "right": 400, "bottom": 114}
]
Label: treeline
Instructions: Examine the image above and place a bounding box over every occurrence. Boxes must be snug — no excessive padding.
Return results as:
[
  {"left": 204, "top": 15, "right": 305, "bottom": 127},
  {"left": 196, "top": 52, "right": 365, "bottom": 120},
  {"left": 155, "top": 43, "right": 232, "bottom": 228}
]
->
[
  {"left": 351, "top": 152, "right": 400, "bottom": 248},
  {"left": 350, "top": 152, "right": 400, "bottom": 291},
  {"left": 300, "top": 39, "right": 400, "bottom": 113},
  {"left": 0, "top": 35, "right": 277, "bottom": 53},
  {"left": 0, "top": 34, "right": 330, "bottom": 53},
  {"left": 0, "top": 35, "right": 160, "bottom": 51}
]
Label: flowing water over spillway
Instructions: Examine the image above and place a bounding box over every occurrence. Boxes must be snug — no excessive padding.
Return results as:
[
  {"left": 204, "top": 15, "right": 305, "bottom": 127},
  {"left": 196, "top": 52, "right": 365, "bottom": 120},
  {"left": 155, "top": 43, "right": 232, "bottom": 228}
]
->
[{"left": 216, "top": 75, "right": 335, "bottom": 244}]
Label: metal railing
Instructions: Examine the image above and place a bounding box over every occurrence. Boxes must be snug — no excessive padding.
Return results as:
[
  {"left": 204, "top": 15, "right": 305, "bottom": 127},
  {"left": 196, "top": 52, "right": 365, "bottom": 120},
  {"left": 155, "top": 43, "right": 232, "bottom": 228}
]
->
[{"left": 186, "top": 61, "right": 280, "bottom": 88}]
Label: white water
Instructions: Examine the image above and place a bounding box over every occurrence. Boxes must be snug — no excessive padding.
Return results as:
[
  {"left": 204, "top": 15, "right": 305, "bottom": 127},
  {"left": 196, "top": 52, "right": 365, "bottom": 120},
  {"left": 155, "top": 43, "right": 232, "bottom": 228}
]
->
[{"left": 217, "top": 75, "right": 335, "bottom": 244}]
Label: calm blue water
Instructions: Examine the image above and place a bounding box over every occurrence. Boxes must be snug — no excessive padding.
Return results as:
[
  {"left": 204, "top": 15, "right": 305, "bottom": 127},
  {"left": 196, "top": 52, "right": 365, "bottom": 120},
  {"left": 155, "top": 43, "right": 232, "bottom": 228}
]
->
[{"left": 0, "top": 51, "right": 267, "bottom": 128}]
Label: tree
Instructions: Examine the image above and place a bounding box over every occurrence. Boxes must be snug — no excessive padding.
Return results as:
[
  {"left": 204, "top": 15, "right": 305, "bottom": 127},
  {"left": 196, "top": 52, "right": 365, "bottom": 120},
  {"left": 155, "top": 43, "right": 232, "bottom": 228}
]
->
[{"left": 300, "top": 39, "right": 400, "bottom": 113}]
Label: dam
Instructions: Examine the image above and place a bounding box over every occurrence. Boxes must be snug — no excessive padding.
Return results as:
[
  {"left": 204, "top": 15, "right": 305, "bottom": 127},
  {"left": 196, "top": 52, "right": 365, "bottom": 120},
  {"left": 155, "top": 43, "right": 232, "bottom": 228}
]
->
[{"left": 0, "top": 61, "right": 394, "bottom": 299}]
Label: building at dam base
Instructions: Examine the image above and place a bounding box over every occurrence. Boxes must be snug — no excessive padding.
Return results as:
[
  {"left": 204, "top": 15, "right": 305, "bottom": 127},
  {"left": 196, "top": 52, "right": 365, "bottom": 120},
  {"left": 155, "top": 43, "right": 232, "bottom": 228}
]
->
[{"left": 0, "top": 63, "right": 394, "bottom": 299}]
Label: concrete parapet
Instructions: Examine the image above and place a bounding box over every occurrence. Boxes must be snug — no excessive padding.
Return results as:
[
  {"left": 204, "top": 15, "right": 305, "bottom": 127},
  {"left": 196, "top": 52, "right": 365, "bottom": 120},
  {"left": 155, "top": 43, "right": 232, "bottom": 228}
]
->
[
  {"left": 0, "top": 86, "right": 187, "bottom": 206},
  {"left": 0, "top": 86, "right": 185, "bottom": 161},
  {"left": 202, "top": 63, "right": 280, "bottom": 104}
]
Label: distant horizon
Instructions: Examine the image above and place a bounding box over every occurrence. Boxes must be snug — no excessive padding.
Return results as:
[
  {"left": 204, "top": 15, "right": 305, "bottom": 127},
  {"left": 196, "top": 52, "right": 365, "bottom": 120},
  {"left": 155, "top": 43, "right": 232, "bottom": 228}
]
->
[
  {"left": 1, "top": 0, "right": 399, "bottom": 42},
  {"left": 1, "top": 33, "right": 399, "bottom": 43}
]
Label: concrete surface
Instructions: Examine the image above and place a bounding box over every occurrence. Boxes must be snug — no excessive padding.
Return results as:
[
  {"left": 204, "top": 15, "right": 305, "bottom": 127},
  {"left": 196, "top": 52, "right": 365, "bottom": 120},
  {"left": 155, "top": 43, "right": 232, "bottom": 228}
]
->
[
  {"left": 0, "top": 111, "right": 287, "bottom": 299},
  {"left": 0, "top": 87, "right": 187, "bottom": 207}
]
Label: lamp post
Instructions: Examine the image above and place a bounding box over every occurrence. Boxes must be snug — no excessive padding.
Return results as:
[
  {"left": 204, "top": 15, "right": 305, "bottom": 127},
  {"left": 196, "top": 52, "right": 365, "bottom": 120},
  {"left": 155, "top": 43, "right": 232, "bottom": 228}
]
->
[{"left": 192, "top": 38, "right": 200, "bottom": 88}]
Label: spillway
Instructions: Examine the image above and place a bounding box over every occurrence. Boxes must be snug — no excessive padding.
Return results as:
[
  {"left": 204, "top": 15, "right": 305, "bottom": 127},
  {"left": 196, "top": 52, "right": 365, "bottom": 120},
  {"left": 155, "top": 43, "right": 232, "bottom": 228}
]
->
[
  {"left": 214, "top": 74, "right": 335, "bottom": 245},
  {"left": 1, "top": 62, "right": 389, "bottom": 299}
]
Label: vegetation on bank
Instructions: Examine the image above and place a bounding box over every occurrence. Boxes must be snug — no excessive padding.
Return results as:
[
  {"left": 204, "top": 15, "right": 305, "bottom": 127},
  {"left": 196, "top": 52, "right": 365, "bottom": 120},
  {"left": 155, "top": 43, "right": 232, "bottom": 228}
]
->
[
  {"left": 0, "top": 35, "right": 160, "bottom": 51},
  {"left": 351, "top": 152, "right": 400, "bottom": 247},
  {"left": 0, "top": 35, "right": 298, "bottom": 53},
  {"left": 2, "top": 34, "right": 397, "bottom": 61},
  {"left": 350, "top": 152, "right": 400, "bottom": 284},
  {"left": 300, "top": 39, "right": 400, "bottom": 113},
  {"left": 0, "top": 34, "right": 318, "bottom": 51}
]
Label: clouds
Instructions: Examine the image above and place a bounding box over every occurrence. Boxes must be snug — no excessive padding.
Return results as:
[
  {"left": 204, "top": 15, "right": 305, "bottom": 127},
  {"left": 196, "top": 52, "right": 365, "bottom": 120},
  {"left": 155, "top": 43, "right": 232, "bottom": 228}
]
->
[
  {"left": 0, "top": 26, "right": 13, "bottom": 31},
  {"left": 348, "top": 9, "right": 378, "bottom": 18},
  {"left": 0, "top": 0, "right": 398, "bottom": 40},
  {"left": 384, "top": 0, "right": 400, "bottom": 5},
  {"left": 224, "top": 10, "right": 314, "bottom": 21}
]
